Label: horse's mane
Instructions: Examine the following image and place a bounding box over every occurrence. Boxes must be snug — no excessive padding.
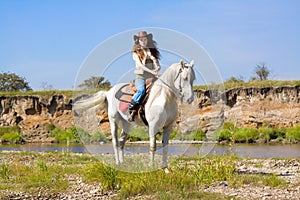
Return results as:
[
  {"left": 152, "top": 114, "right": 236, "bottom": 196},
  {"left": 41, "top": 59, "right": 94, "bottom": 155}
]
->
[{"left": 147, "top": 63, "right": 180, "bottom": 108}]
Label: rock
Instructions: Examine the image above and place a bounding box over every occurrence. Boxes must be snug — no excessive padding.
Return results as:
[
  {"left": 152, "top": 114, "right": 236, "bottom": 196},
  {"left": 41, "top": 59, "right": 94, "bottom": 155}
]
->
[{"left": 1, "top": 86, "right": 300, "bottom": 143}]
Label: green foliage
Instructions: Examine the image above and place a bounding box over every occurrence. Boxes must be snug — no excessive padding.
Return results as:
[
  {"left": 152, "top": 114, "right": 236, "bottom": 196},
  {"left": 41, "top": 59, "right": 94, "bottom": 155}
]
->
[
  {"left": 75, "top": 127, "right": 91, "bottom": 143},
  {"left": 0, "top": 152, "right": 290, "bottom": 199},
  {"left": 78, "top": 76, "right": 111, "bottom": 90},
  {"left": 49, "top": 126, "right": 109, "bottom": 144},
  {"left": 233, "top": 173, "right": 287, "bottom": 188},
  {"left": 128, "top": 127, "right": 149, "bottom": 142},
  {"left": 0, "top": 163, "right": 9, "bottom": 179},
  {"left": 45, "top": 123, "right": 56, "bottom": 132},
  {"left": 170, "top": 130, "right": 179, "bottom": 140},
  {"left": 0, "top": 90, "right": 74, "bottom": 98},
  {"left": 194, "top": 80, "right": 300, "bottom": 91},
  {"left": 90, "top": 131, "right": 109, "bottom": 143},
  {"left": 286, "top": 126, "right": 300, "bottom": 142},
  {"left": 223, "top": 122, "right": 236, "bottom": 131},
  {"left": 0, "top": 126, "right": 20, "bottom": 137},
  {"left": 0, "top": 72, "right": 32, "bottom": 91},
  {"left": 50, "top": 127, "right": 81, "bottom": 143},
  {"left": 83, "top": 163, "right": 119, "bottom": 191},
  {"left": 216, "top": 129, "right": 232, "bottom": 141},
  {"left": 191, "top": 129, "right": 206, "bottom": 141},
  {"left": 254, "top": 63, "right": 270, "bottom": 80},
  {"left": 1, "top": 132, "right": 23, "bottom": 143},
  {"left": 258, "top": 127, "right": 276, "bottom": 142},
  {"left": 170, "top": 129, "right": 206, "bottom": 141},
  {"left": 232, "top": 128, "right": 259, "bottom": 143}
]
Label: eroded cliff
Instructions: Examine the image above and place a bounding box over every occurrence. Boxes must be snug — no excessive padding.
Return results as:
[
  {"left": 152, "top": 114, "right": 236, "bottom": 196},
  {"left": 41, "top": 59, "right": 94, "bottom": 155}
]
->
[{"left": 1, "top": 86, "right": 300, "bottom": 142}]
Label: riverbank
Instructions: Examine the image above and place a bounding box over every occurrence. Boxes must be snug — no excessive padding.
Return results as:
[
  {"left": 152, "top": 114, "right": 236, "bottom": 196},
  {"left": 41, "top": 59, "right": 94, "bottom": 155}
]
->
[{"left": 0, "top": 151, "right": 299, "bottom": 199}]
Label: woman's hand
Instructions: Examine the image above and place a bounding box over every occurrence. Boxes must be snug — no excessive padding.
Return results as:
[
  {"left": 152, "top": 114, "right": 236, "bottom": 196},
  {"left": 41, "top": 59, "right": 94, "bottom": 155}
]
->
[{"left": 153, "top": 70, "right": 159, "bottom": 77}]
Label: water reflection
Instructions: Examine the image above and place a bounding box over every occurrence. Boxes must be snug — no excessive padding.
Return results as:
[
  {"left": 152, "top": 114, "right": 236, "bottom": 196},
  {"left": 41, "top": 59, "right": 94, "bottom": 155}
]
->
[{"left": 0, "top": 143, "right": 299, "bottom": 158}]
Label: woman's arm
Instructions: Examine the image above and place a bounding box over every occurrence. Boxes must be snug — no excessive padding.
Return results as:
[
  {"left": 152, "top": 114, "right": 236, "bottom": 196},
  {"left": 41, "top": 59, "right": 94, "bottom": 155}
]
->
[
  {"left": 133, "top": 53, "right": 158, "bottom": 76},
  {"left": 150, "top": 55, "right": 160, "bottom": 72}
]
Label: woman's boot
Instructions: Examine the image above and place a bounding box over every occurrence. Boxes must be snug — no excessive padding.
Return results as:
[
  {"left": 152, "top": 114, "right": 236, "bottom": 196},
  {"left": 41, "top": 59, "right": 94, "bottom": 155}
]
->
[{"left": 128, "top": 100, "right": 138, "bottom": 121}]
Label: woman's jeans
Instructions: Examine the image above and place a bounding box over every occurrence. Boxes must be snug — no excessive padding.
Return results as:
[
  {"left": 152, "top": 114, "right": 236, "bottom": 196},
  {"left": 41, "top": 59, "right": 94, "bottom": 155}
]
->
[{"left": 132, "top": 78, "right": 145, "bottom": 104}]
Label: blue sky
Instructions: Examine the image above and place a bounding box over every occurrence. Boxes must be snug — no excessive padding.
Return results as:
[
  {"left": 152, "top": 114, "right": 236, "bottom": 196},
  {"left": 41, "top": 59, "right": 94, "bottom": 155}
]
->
[{"left": 1, "top": 0, "right": 300, "bottom": 90}]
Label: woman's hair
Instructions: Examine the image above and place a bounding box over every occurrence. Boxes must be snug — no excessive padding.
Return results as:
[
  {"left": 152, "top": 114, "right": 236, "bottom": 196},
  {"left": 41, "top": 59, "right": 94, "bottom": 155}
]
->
[{"left": 132, "top": 37, "right": 160, "bottom": 61}]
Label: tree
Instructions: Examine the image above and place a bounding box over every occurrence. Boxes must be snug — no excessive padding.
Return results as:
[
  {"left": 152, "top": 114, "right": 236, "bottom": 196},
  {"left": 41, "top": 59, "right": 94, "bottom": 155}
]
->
[
  {"left": 0, "top": 72, "right": 32, "bottom": 92},
  {"left": 255, "top": 63, "right": 270, "bottom": 80},
  {"left": 40, "top": 82, "right": 54, "bottom": 90},
  {"left": 78, "top": 76, "right": 111, "bottom": 90}
]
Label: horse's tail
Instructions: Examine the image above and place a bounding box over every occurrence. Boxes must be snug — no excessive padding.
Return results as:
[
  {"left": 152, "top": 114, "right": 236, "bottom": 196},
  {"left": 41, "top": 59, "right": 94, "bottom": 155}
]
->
[{"left": 73, "top": 91, "right": 108, "bottom": 113}]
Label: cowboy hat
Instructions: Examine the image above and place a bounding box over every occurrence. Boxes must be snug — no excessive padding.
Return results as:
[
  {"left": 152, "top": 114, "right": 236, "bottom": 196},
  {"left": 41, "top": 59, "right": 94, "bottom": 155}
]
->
[{"left": 133, "top": 31, "right": 153, "bottom": 41}]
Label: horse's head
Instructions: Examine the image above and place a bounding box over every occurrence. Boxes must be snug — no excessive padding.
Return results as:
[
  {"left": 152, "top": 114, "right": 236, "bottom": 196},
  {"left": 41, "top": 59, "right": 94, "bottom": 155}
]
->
[{"left": 174, "top": 60, "right": 195, "bottom": 104}]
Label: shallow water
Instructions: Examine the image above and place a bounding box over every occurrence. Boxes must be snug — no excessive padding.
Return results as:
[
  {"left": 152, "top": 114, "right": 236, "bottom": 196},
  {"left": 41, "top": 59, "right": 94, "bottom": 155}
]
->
[{"left": 1, "top": 143, "right": 299, "bottom": 158}]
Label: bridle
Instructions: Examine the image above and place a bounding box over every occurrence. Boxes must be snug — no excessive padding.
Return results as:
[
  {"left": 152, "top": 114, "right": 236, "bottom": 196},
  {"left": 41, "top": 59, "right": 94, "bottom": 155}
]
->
[{"left": 157, "top": 63, "right": 188, "bottom": 99}]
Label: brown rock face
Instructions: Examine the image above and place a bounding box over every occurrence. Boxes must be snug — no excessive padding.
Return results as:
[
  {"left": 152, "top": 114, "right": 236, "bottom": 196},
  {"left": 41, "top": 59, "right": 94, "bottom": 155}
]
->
[
  {"left": 1, "top": 86, "right": 300, "bottom": 142},
  {"left": 0, "top": 95, "right": 74, "bottom": 142},
  {"left": 189, "top": 86, "right": 300, "bottom": 134}
]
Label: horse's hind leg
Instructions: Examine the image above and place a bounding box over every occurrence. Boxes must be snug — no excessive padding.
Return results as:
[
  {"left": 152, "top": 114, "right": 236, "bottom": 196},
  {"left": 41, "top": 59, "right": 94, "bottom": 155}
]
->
[
  {"left": 162, "top": 125, "right": 172, "bottom": 169},
  {"left": 149, "top": 122, "right": 159, "bottom": 166},
  {"left": 110, "top": 119, "right": 120, "bottom": 164},
  {"left": 119, "top": 120, "right": 131, "bottom": 163}
]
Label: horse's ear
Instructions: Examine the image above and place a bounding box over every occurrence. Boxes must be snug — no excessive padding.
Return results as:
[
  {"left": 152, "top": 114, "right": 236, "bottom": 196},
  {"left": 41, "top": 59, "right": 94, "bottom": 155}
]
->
[
  {"left": 190, "top": 60, "right": 194, "bottom": 67},
  {"left": 185, "top": 60, "right": 194, "bottom": 68},
  {"left": 180, "top": 59, "right": 184, "bottom": 68}
]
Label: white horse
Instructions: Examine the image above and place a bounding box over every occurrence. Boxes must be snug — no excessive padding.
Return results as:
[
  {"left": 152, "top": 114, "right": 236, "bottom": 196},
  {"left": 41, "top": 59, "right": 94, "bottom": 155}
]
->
[{"left": 74, "top": 60, "right": 195, "bottom": 168}]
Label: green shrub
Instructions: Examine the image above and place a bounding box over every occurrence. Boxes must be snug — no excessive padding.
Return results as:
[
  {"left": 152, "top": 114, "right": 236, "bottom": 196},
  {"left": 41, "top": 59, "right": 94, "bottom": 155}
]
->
[
  {"left": 216, "top": 129, "right": 232, "bottom": 141},
  {"left": 0, "top": 126, "right": 20, "bottom": 137},
  {"left": 258, "top": 127, "right": 278, "bottom": 142},
  {"left": 191, "top": 129, "right": 206, "bottom": 141},
  {"left": 50, "top": 127, "right": 81, "bottom": 143},
  {"left": 76, "top": 128, "right": 92, "bottom": 143},
  {"left": 128, "top": 127, "right": 149, "bottom": 142},
  {"left": 286, "top": 126, "right": 300, "bottom": 142},
  {"left": 45, "top": 123, "right": 56, "bottom": 132},
  {"left": 170, "top": 130, "right": 180, "bottom": 140},
  {"left": 91, "top": 131, "right": 109, "bottom": 143},
  {"left": 232, "top": 128, "right": 259, "bottom": 143},
  {"left": 223, "top": 122, "right": 236, "bottom": 131},
  {"left": 1, "top": 132, "right": 23, "bottom": 143}
]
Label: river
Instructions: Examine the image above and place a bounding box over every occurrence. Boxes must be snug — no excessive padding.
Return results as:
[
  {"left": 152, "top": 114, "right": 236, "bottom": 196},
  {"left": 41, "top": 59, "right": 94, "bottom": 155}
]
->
[{"left": 1, "top": 143, "right": 299, "bottom": 158}]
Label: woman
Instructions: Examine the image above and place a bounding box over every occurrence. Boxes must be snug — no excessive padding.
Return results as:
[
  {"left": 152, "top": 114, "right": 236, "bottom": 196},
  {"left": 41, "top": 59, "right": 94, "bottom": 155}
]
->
[{"left": 128, "top": 31, "right": 161, "bottom": 116}]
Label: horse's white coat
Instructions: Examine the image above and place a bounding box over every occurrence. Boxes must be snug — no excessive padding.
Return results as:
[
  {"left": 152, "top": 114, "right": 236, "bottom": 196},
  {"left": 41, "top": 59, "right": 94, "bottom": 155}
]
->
[{"left": 74, "top": 60, "right": 195, "bottom": 168}]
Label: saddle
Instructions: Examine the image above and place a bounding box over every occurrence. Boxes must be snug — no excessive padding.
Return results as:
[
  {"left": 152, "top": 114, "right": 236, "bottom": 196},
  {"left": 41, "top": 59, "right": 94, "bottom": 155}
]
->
[{"left": 115, "top": 78, "right": 155, "bottom": 125}]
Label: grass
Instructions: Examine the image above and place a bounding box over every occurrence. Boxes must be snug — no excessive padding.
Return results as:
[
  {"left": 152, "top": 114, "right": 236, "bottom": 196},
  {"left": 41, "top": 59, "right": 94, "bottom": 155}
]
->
[
  {"left": 1, "top": 80, "right": 299, "bottom": 97},
  {"left": 193, "top": 79, "right": 300, "bottom": 90},
  {"left": 0, "top": 90, "right": 74, "bottom": 98},
  {"left": 0, "top": 151, "right": 291, "bottom": 199}
]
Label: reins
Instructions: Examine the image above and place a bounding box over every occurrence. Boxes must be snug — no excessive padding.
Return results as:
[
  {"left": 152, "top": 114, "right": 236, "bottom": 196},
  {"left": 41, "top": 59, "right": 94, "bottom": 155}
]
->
[{"left": 156, "top": 68, "right": 183, "bottom": 99}]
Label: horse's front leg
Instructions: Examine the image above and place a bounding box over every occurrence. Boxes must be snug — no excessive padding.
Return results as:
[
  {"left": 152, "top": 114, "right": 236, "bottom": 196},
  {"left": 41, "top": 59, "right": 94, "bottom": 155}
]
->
[{"left": 149, "top": 124, "right": 157, "bottom": 166}]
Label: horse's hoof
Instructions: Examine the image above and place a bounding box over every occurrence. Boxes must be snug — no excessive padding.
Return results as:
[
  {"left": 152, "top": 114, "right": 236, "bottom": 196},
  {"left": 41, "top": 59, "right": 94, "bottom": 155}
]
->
[{"left": 164, "top": 167, "right": 170, "bottom": 174}]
